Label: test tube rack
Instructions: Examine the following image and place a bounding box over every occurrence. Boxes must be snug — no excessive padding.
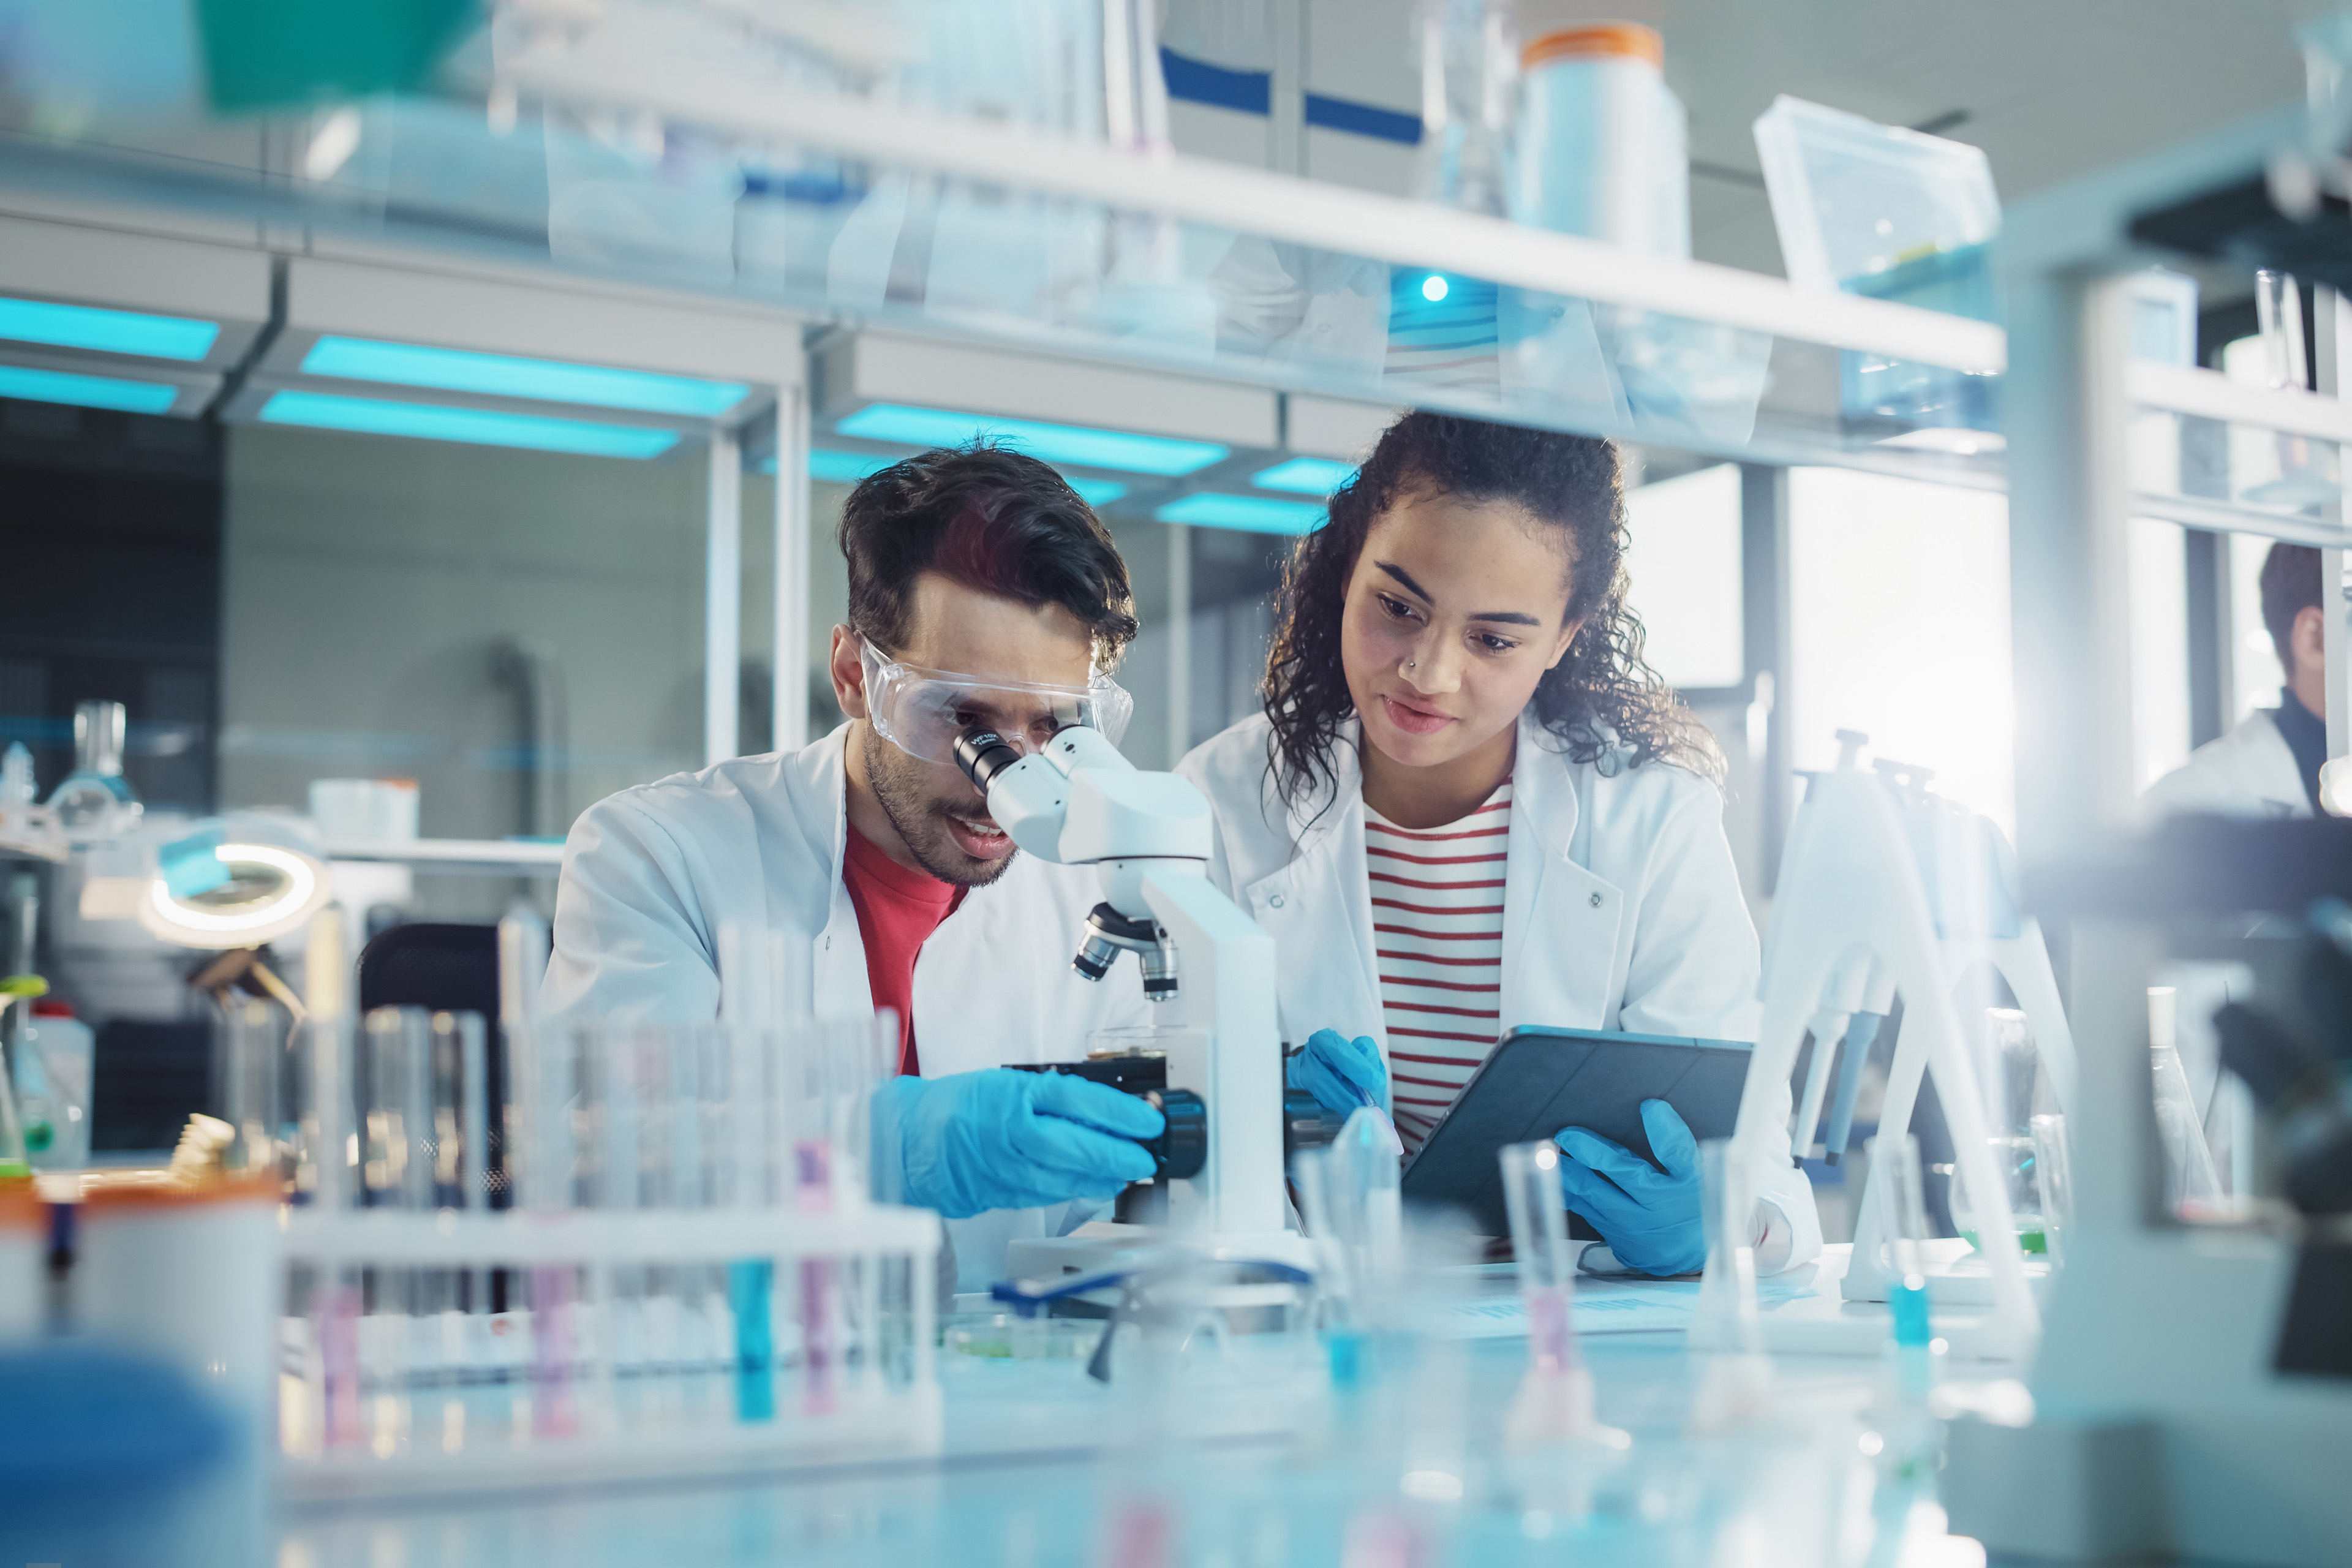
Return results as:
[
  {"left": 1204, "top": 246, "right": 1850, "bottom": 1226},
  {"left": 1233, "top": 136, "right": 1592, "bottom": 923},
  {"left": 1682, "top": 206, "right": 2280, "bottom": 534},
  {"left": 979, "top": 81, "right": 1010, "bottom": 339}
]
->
[{"left": 275, "top": 1197, "right": 942, "bottom": 1499}]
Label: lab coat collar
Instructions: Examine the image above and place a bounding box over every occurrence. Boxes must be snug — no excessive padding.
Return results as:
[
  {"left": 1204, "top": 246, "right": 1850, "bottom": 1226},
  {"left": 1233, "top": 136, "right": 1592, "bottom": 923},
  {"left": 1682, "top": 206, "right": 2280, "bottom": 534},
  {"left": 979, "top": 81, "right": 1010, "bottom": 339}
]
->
[
  {"left": 1510, "top": 709, "right": 1585, "bottom": 856},
  {"left": 810, "top": 722, "right": 873, "bottom": 1018},
  {"left": 1278, "top": 715, "right": 1365, "bottom": 855},
  {"left": 1271, "top": 709, "right": 1586, "bottom": 852}
]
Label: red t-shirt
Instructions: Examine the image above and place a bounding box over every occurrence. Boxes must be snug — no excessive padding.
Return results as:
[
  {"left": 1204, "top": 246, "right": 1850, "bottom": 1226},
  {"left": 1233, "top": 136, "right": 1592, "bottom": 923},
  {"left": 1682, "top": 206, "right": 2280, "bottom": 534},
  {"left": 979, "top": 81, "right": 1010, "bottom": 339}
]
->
[{"left": 840, "top": 823, "right": 967, "bottom": 1076}]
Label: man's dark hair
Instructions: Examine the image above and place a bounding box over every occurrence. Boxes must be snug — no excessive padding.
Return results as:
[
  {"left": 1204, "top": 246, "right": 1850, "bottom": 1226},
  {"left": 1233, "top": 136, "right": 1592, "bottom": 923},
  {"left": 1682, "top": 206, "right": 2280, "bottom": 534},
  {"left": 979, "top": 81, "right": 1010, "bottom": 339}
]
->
[
  {"left": 2261, "top": 542, "right": 2323, "bottom": 667},
  {"left": 840, "top": 443, "right": 1138, "bottom": 669}
]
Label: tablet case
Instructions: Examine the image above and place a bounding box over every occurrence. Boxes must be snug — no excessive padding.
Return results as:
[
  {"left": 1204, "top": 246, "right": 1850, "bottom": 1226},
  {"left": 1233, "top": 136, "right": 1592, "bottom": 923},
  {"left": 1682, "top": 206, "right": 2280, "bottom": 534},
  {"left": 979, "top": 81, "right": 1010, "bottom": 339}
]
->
[{"left": 1397, "top": 1025, "right": 1753, "bottom": 1238}]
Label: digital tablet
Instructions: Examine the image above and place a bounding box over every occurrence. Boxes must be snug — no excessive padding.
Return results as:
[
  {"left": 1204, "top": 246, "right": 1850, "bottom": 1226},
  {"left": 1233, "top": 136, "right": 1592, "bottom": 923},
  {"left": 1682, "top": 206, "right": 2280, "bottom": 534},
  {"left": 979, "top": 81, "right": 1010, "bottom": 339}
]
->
[{"left": 1398, "top": 1026, "right": 1754, "bottom": 1238}]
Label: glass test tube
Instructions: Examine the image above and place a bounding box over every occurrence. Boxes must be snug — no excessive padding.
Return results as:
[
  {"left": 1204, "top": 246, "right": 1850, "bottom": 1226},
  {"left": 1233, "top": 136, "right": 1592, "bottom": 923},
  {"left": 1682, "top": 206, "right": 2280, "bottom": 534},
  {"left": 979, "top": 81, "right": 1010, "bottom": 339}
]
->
[
  {"left": 1499, "top": 1140, "right": 1594, "bottom": 1443},
  {"left": 727, "top": 1014, "right": 777, "bottom": 1423},
  {"left": 528, "top": 1023, "right": 582, "bottom": 1438},
  {"left": 300, "top": 908, "right": 362, "bottom": 1447},
  {"left": 2030, "top": 1114, "right": 2073, "bottom": 1268},
  {"left": 1689, "top": 1138, "right": 1773, "bottom": 1434},
  {"left": 1866, "top": 1133, "right": 1934, "bottom": 1358},
  {"left": 220, "top": 998, "right": 285, "bottom": 1183},
  {"left": 794, "top": 1016, "right": 842, "bottom": 1418}
]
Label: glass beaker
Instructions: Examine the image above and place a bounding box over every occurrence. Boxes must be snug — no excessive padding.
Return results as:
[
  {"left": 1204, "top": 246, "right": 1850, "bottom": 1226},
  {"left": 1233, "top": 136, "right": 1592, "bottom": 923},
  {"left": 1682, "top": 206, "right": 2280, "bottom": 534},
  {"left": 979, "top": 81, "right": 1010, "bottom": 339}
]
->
[
  {"left": 46, "top": 699, "right": 140, "bottom": 842},
  {"left": 1948, "top": 1008, "right": 2051, "bottom": 1255}
]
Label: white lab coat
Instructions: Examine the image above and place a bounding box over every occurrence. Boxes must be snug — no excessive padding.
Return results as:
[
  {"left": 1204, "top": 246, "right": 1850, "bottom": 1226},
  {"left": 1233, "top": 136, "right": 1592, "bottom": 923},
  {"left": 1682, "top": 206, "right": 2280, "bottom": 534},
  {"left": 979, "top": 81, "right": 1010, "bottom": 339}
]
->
[
  {"left": 1175, "top": 709, "right": 1822, "bottom": 1271},
  {"left": 2143, "top": 710, "right": 2309, "bottom": 820},
  {"left": 2140, "top": 708, "right": 2309, "bottom": 1174},
  {"left": 540, "top": 723, "right": 1150, "bottom": 1288}
]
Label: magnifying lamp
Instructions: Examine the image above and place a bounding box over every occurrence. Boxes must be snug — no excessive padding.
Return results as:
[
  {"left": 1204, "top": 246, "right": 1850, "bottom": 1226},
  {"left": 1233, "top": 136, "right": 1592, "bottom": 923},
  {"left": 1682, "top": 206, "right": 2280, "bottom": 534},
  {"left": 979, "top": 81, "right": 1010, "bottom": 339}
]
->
[{"left": 135, "top": 823, "right": 333, "bottom": 950}]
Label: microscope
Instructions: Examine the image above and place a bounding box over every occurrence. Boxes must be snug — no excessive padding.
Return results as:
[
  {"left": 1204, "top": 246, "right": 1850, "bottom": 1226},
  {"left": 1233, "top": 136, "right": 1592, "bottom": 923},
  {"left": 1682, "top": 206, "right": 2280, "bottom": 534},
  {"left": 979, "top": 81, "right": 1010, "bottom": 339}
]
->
[{"left": 952, "top": 722, "right": 1314, "bottom": 1275}]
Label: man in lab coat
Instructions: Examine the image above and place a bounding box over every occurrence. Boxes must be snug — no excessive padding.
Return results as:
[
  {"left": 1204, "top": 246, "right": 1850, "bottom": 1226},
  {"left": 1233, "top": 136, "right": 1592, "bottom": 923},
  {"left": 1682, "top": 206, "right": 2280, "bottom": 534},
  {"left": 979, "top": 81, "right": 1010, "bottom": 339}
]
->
[
  {"left": 540, "top": 445, "right": 1167, "bottom": 1289},
  {"left": 2143, "top": 541, "right": 2327, "bottom": 1196},
  {"left": 2146, "top": 541, "right": 2326, "bottom": 818}
]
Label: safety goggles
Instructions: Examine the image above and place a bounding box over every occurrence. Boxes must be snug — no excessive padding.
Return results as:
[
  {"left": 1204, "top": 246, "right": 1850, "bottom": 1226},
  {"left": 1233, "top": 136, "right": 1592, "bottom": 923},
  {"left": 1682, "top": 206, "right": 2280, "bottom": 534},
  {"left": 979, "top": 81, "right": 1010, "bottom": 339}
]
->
[{"left": 859, "top": 635, "right": 1133, "bottom": 767}]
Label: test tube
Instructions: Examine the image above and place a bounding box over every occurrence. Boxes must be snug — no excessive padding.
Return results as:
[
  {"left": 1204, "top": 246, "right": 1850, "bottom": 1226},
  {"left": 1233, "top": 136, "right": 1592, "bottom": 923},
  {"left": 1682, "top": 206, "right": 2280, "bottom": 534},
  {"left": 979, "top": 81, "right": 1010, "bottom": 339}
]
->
[
  {"left": 793, "top": 1016, "right": 840, "bottom": 1417},
  {"left": 366, "top": 1007, "right": 439, "bottom": 1403},
  {"left": 524, "top": 1018, "right": 581, "bottom": 1438},
  {"left": 1864, "top": 1132, "right": 1941, "bottom": 1495},
  {"left": 220, "top": 998, "right": 285, "bottom": 1184},
  {"left": 298, "top": 908, "right": 362, "bottom": 1448},
  {"left": 2030, "top": 1114, "right": 2073, "bottom": 1268},
  {"left": 1689, "top": 1138, "right": 1773, "bottom": 1433},
  {"left": 1866, "top": 1133, "right": 1935, "bottom": 1363},
  {"left": 1498, "top": 1140, "right": 1593, "bottom": 1443}
]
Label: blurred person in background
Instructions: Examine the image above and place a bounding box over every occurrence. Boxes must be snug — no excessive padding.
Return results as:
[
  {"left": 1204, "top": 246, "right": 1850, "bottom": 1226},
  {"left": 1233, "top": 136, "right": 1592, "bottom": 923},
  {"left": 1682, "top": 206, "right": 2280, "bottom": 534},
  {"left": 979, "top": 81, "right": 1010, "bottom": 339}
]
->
[{"left": 2146, "top": 541, "right": 2326, "bottom": 818}]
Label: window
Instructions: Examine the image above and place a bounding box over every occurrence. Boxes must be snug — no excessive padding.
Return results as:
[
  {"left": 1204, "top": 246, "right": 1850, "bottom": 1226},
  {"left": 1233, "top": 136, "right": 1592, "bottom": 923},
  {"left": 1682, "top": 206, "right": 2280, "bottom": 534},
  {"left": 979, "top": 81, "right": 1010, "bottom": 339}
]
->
[
  {"left": 1624, "top": 463, "right": 1744, "bottom": 692},
  {"left": 1785, "top": 467, "right": 2014, "bottom": 836}
]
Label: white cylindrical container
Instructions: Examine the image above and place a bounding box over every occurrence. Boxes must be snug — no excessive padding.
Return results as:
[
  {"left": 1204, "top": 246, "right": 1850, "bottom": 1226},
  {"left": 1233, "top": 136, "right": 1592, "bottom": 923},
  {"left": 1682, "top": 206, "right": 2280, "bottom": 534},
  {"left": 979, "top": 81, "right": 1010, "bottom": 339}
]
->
[
  {"left": 1512, "top": 24, "right": 1667, "bottom": 251},
  {"left": 75, "top": 1182, "right": 280, "bottom": 1434},
  {"left": 0, "top": 1179, "right": 42, "bottom": 1340}
]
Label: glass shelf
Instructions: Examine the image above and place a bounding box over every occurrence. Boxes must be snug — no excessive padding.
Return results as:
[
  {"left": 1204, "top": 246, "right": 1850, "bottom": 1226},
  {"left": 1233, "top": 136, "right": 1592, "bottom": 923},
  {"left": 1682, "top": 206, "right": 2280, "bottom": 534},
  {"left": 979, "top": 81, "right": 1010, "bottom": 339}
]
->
[
  {"left": 0, "top": 103, "right": 2003, "bottom": 489},
  {"left": 0, "top": 8, "right": 2339, "bottom": 537}
]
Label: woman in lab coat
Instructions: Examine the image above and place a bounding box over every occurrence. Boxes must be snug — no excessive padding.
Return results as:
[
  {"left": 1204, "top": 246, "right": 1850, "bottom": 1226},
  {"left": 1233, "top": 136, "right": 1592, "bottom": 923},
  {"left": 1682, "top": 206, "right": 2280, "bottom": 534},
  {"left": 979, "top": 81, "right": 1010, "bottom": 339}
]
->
[{"left": 1177, "top": 412, "right": 1820, "bottom": 1274}]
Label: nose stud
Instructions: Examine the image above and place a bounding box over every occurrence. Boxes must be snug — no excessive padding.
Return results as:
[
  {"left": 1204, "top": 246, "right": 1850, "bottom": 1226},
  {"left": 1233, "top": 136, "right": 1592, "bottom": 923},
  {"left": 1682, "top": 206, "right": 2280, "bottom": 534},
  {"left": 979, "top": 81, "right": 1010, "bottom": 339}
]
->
[{"left": 1405, "top": 658, "right": 1417, "bottom": 671}]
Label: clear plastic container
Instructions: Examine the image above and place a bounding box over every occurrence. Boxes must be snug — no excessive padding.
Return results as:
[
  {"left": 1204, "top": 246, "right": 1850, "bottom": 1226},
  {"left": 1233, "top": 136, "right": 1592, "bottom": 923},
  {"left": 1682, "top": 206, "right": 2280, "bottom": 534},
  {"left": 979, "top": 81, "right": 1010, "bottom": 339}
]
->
[
  {"left": 17, "top": 999, "right": 93, "bottom": 1170},
  {"left": 1752, "top": 94, "right": 2000, "bottom": 432},
  {"left": 1416, "top": 0, "right": 1518, "bottom": 218}
]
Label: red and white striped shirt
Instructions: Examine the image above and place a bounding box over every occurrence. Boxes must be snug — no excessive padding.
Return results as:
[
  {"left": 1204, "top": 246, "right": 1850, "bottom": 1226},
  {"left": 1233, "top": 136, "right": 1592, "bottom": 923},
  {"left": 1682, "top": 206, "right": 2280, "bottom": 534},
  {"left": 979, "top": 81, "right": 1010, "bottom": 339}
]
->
[{"left": 1368, "top": 778, "right": 1511, "bottom": 1155}]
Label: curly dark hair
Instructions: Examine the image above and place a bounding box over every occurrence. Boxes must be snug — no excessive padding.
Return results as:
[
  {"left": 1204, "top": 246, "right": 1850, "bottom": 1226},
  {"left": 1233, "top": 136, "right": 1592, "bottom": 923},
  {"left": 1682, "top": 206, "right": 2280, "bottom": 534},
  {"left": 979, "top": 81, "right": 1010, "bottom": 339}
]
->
[
  {"left": 1262, "top": 411, "right": 1719, "bottom": 806},
  {"left": 841, "top": 442, "right": 1138, "bottom": 671}
]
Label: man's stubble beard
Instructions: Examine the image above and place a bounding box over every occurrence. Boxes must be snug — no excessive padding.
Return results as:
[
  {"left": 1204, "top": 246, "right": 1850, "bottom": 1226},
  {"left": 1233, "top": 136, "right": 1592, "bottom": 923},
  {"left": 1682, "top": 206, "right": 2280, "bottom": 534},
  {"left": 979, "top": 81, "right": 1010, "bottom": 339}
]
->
[{"left": 861, "top": 723, "right": 1019, "bottom": 889}]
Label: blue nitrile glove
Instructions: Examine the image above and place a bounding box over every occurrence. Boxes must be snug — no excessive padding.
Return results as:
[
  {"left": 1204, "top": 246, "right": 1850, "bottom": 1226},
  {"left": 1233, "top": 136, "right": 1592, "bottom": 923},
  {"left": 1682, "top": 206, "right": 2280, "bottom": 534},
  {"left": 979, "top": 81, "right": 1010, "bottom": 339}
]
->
[
  {"left": 873, "top": 1069, "right": 1164, "bottom": 1221},
  {"left": 1287, "top": 1028, "right": 1387, "bottom": 1116},
  {"left": 1553, "top": 1099, "right": 1708, "bottom": 1277}
]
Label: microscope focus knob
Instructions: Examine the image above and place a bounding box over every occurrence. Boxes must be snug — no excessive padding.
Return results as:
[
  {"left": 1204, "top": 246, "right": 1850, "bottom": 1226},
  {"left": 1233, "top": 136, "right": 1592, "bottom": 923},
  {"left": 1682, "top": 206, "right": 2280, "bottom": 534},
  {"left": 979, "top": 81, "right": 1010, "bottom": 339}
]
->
[{"left": 1150, "top": 1088, "right": 1207, "bottom": 1181}]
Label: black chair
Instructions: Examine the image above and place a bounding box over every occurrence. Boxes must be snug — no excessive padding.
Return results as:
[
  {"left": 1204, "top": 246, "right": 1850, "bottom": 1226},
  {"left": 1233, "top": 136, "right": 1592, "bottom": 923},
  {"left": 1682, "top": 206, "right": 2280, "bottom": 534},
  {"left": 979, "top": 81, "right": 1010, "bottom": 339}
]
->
[
  {"left": 356, "top": 922, "right": 500, "bottom": 1019},
  {"left": 356, "top": 922, "right": 511, "bottom": 1232}
]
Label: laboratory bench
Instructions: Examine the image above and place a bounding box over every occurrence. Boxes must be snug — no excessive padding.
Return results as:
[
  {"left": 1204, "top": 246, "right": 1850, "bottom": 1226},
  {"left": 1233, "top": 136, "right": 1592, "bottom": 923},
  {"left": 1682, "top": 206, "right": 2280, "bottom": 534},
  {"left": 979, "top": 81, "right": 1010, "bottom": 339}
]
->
[{"left": 266, "top": 1246, "right": 2093, "bottom": 1568}]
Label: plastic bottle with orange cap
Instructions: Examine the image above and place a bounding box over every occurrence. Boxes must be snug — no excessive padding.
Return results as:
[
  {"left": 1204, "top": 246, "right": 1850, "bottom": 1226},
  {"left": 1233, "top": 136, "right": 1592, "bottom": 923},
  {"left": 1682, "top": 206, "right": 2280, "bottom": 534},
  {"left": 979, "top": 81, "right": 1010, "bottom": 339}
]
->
[{"left": 1513, "top": 21, "right": 1689, "bottom": 259}]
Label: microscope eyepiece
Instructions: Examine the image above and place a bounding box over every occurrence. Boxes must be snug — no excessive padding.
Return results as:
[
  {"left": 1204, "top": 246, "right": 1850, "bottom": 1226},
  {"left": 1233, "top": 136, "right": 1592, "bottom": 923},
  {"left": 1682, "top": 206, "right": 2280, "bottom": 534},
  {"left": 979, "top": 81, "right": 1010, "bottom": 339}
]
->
[{"left": 952, "top": 725, "right": 1025, "bottom": 793}]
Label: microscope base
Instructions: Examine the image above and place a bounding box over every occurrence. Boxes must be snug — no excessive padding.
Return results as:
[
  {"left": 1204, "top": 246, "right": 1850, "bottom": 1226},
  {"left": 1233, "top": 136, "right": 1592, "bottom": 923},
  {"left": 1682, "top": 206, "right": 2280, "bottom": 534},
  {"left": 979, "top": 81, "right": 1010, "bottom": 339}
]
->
[{"left": 1005, "top": 1222, "right": 1317, "bottom": 1295}]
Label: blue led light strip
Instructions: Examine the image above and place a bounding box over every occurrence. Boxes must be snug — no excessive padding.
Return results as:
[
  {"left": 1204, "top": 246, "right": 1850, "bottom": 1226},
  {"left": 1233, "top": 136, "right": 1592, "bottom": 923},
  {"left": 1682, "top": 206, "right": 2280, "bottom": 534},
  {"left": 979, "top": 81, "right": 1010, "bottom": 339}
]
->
[
  {"left": 301, "top": 336, "right": 750, "bottom": 418},
  {"left": 1251, "top": 456, "right": 1357, "bottom": 496},
  {"left": 258, "top": 391, "right": 679, "bottom": 459},
  {"left": 1155, "top": 492, "right": 1327, "bottom": 534},
  {"left": 0, "top": 296, "right": 219, "bottom": 361},
  {"left": 0, "top": 364, "right": 180, "bottom": 415},
  {"left": 835, "top": 403, "right": 1226, "bottom": 477}
]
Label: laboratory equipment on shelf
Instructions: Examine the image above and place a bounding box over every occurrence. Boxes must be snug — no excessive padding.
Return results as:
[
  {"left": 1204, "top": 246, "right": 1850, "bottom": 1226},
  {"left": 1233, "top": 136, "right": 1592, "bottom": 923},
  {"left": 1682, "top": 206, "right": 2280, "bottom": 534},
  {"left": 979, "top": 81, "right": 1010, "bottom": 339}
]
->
[
  {"left": 0, "top": 742, "right": 66, "bottom": 862},
  {"left": 952, "top": 720, "right": 1308, "bottom": 1277},
  {"left": 1514, "top": 24, "right": 1686, "bottom": 260},
  {"left": 1754, "top": 94, "right": 2001, "bottom": 439},
  {"left": 74, "top": 814, "right": 334, "bottom": 951},
  {"left": 45, "top": 700, "right": 141, "bottom": 843},
  {"left": 1738, "top": 731, "right": 2040, "bottom": 1358},
  {"left": 1945, "top": 815, "right": 2352, "bottom": 1568},
  {"left": 1416, "top": 0, "right": 1517, "bottom": 218},
  {"left": 15, "top": 998, "right": 92, "bottom": 1170}
]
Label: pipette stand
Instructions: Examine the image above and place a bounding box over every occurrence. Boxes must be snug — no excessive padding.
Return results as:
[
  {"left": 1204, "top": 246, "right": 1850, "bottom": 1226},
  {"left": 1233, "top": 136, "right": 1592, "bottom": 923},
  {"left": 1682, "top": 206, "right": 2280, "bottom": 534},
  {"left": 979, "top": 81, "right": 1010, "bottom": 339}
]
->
[
  {"left": 1728, "top": 747, "right": 2040, "bottom": 1361},
  {"left": 1940, "top": 920, "right": 2079, "bottom": 1119}
]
